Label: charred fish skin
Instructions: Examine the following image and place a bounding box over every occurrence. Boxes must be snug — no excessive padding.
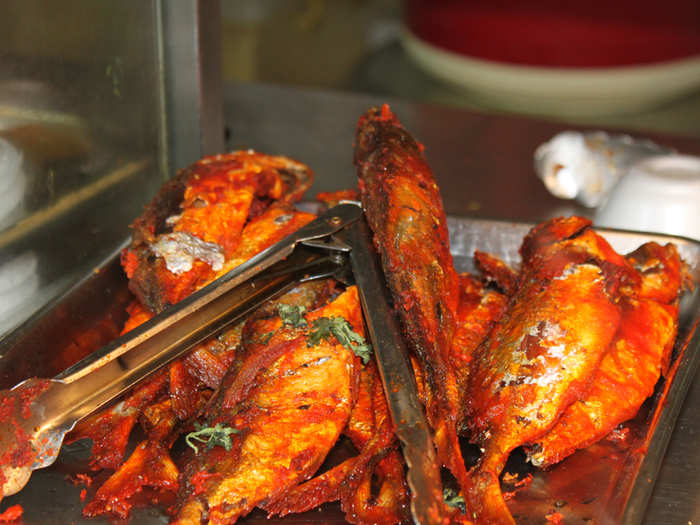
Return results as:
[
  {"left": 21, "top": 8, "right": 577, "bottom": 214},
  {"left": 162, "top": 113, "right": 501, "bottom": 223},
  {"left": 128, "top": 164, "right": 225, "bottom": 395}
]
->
[
  {"left": 464, "top": 217, "right": 634, "bottom": 524},
  {"left": 354, "top": 106, "right": 469, "bottom": 496}
]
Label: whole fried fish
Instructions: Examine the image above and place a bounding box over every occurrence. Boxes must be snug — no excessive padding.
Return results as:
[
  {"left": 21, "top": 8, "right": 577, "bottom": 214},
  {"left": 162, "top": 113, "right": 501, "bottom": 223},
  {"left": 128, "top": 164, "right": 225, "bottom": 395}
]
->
[
  {"left": 527, "top": 242, "right": 687, "bottom": 467},
  {"left": 122, "top": 151, "right": 313, "bottom": 313},
  {"left": 464, "top": 216, "right": 636, "bottom": 523},
  {"left": 173, "top": 287, "right": 363, "bottom": 523},
  {"left": 354, "top": 105, "right": 470, "bottom": 497}
]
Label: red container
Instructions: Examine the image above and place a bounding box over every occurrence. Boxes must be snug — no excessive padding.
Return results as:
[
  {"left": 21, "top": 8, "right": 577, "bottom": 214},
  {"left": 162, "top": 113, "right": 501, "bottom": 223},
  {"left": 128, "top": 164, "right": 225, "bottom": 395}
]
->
[{"left": 405, "top": 0, "right": 700, "bottom": 68}]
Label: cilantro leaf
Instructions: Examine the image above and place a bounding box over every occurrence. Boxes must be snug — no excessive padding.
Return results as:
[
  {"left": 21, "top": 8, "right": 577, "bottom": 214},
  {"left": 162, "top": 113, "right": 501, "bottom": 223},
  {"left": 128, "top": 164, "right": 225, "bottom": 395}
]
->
[
  {"left": 307, "top": 316, "right": 372, "bottom": 364},
  {"left": 259, "top": 331, "right": 275, "bottom": 345},
  {"left": 185, "top": 422, "right": 239, "bottom": 454},
  {"left": 278, "top": 304, "right": 308, "bottom": 327},
  {"left": 443, "top": 487, "right": 466, "bottom": 513}
]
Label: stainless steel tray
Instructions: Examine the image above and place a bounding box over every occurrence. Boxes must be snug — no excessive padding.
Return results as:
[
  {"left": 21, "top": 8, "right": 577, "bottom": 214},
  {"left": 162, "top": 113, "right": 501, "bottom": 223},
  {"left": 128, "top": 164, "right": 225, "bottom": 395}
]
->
[
  {"left": 0, "top": 217, "right": 698, "bottom": 525},
  {"left": 447, "top": 218, "right": 700, "bottom": 525}
]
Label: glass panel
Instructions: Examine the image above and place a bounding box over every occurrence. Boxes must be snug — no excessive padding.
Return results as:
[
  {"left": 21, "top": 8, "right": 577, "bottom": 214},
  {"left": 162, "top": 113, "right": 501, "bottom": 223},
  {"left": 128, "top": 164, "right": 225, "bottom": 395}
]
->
[{"left": 0, "top": 0, "right": 165, "bottom": 335}]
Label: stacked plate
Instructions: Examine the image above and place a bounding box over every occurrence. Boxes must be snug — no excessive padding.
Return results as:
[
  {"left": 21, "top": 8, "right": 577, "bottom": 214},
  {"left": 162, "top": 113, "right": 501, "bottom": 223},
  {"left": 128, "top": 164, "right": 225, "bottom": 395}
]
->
[
  {"left": 0, "top": 251, "right": 40, "bottom": 336},
  {"left": 0, "top": 138, "right": 25, "bottom": 230}
]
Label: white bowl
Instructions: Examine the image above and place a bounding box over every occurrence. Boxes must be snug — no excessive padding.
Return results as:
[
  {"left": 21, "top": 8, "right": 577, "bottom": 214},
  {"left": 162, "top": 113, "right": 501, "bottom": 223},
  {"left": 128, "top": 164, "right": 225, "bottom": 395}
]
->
[
  {"left": 594, "top": 154, "right": 700, "bottom": 239},
  {"left": 401, "top": 28, "right": 700, "bottom": 117}
]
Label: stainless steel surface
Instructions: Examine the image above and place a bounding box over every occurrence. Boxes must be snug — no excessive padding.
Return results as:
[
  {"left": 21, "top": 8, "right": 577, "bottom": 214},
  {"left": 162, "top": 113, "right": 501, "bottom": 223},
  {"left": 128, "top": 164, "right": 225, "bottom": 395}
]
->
[
  {"left": 0, "top": 1, "right": 225, "bottom": 337},
  {"left": 0, "top": 1, "right": 165, "bottom": 336},
  {"left": 223, "top": 83, "right": 700, "bottom": 523},
  {"left": 344, "top": 217, "right": 448, "bottom": 525},
  {"left": 0, "top": 203, "right": 361, "bottom": 498},
  {"left": 158, "top": 0, "right": 224, "bottom": 174}
]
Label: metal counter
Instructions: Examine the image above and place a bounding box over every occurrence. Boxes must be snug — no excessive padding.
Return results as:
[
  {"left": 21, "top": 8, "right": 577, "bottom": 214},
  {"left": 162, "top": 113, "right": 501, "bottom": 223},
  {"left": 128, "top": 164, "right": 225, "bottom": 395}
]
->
[{"left": 224, "top": 82, "right": 700, "bottom": 525}]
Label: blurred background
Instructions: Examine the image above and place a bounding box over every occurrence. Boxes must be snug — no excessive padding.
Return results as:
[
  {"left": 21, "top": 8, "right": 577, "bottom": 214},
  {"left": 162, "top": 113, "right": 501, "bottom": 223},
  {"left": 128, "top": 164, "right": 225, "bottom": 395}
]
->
[
  {"left": 221, "top": 0, "right": 700, "bottom": 137},
  {"left": 0, "top": 0, "right": 699, "bottom": 330}
]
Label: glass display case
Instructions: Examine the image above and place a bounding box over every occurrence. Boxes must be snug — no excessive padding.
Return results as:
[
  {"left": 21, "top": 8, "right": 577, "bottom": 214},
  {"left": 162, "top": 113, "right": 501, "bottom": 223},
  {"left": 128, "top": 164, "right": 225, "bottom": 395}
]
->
[{"left": 0, "top": 0, "right": 223, "bottom": 335}]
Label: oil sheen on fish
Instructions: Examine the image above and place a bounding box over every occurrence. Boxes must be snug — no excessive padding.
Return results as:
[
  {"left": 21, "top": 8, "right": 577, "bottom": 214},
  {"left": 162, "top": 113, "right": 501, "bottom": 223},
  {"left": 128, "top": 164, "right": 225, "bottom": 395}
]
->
[
  {"left": 464, "top": 216, "right": 635, "bottom": 524},
  {"left": 354, "top": 105, "right": 470, "bottom": 499}
]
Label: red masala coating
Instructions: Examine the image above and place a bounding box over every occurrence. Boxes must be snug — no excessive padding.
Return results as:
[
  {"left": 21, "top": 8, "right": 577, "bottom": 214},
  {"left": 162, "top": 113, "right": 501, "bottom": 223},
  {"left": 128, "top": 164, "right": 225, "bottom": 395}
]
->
[
  {"left": 122, "top": 151, "right": 313, "bottom": 313},
  {"left": 67, "top": 369, "right": 168, "bottom": 471},
  {"left": 354, "top": 105, "right": 469, "bottom": 496},
  {"left": 62, "top": 114, "right": 689, "bottom": 524},
  {"left": 120, "top": 300, "right": 153, "bottom": 334},
  {"left": 0, "top": 378, "right": 50, "bottom": 497},
  {"left": 316, "top": 188, "right": 360, "bottom": 208},
  {"left": 545, "top": 510, "right": 564, "bottom": 524},
  {"left": 174, "top": 288, "right": 361, "bottom": 524},
  {"left": 464, "top": 217, "right": 635, "bottom": 524},
  {"left": 263, "top": 457, "right": 357, "bottom": 517},
  {"left": 76, "top": 200, "right": 316, "bottom": 478},
  {"left": 528, "top": 242, "right": 686, "bottom": 467},
  {"left": 263, "top": 360, "right": 410, "bottom": 525},
  {"left": 338, "top": 362, "right": 410, "bottom": 525},
  {"left": 473, "top": 251, "right": 518, "bottom": 296},
  {"left": 79, "top": 283, "right": 333, "bottom": 521},
  {"left": 83, "top": 440, "right": 178, "bottom": 520},
  {"left": 211, "top": 204, "right": 315, "bottom": 280},
  {"left": 451, "top": 274, "right": 509, "bottom": 428},
  {"left": 0, "top": 504, "right": 22, "bottom": 521}
]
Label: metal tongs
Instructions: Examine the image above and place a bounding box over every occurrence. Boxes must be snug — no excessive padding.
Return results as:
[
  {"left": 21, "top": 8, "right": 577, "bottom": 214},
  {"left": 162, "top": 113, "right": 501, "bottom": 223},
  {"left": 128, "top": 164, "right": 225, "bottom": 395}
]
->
[{"left": 0, "top": 203, "right": 446, "bottom": 524}]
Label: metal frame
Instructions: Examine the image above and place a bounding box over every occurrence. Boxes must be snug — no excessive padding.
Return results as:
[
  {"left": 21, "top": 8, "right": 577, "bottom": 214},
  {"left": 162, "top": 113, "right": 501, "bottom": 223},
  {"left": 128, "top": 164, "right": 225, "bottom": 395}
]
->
[{"left": 157, "top": 0, "right": 224, "bottom": 177}]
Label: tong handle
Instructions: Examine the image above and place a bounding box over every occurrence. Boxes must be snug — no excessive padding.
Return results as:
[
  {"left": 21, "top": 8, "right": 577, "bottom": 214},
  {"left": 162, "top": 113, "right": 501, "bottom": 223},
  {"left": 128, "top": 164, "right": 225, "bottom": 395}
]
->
[
  {"left": 342, "top": 218, "right": 448, "bottom": 525},
  {"left": 28, "top": 203, "right": 363, "bottom": 435}
]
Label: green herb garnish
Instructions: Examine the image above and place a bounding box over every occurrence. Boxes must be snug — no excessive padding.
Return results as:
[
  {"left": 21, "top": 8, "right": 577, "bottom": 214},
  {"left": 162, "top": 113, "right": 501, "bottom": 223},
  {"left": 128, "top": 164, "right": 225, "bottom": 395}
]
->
[
  {"left": 307, "top": 316, "right": 372, "bottom": 364},
  {"left": 443, "top": 487, "right": 466, "bottom": 513},
  {"left": 278, "top": 304, "right": 308, "bottom": 327},
  {"left": 185, "top": 422, "right": 239, "bottom": 454},
  {"left": 259, "top": 331, "right": 275, "bottom": 345}
]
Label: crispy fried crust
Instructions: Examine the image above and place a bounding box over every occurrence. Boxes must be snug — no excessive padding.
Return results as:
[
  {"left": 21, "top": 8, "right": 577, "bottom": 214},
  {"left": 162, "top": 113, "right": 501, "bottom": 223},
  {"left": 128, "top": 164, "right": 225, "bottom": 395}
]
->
[
  {"left": 264, "top": 362, "right": 410, "bottom": 525},
  {"left": 355, "top": 105, "right": 470, "bottom": 496},
  {"left": 123, "top": 151, "right": 313, "bottom": 313},
  {"left": 527, "top": 242, "right": 686, "bottom": 467},
  {"left": 71, "top": 114, "right": 689, "bottom": 525},
  {"left": 174, "top": 288, "right": 362, "bottom": 524},
  {"left": 452, "top": 274, "right": 509, "bottom": 429},
  {"left": 464, "top": 217, "right": 635, "bottom": 524},
  {"left": 83, "top": 440, "right": 178, "bottom": 519}
]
